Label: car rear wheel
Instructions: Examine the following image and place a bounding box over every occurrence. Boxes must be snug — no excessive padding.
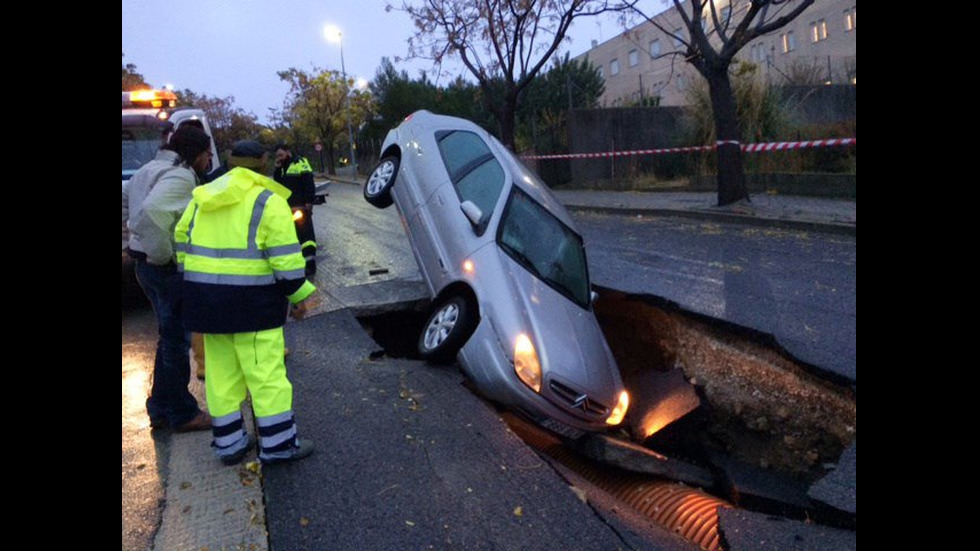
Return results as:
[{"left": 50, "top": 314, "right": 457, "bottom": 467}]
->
[
  {"left": 364, "top": 156, "right": 399, "bottom": 208},
  {"left": 418, "top": 295, "right": 474, "bottom": 364}
]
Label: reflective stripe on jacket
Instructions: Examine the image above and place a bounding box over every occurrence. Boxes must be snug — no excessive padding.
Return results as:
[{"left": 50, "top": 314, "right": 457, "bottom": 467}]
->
[{"left": 176, "top": 167, "right": 315, "bottom": 333}]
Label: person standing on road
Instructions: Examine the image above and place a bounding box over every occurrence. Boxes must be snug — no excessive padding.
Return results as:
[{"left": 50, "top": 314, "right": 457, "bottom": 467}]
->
[
  {"left": 175, "top": 139, "right": 319, "bottom": 466},
  {"left": 123, "top": 124, "right": 214, "bottom": 433},
  {"left": 272, "top": 142, "right": 317, "bottom": 276}
]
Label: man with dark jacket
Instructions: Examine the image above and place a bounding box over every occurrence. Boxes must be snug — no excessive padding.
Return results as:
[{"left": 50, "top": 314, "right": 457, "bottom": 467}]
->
[{"left": 272, "top": 142, "right": 317, "bottom": 275}]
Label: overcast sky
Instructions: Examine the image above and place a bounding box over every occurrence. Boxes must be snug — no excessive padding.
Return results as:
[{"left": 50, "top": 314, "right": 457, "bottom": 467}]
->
[{"left": 122, "top": 0, "right": 657, "bottom": 125}]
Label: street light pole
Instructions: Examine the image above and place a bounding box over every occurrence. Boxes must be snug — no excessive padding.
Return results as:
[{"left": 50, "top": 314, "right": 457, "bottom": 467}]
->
[{"left": 337, "top": 31, "right": 357, "bottom": 176}]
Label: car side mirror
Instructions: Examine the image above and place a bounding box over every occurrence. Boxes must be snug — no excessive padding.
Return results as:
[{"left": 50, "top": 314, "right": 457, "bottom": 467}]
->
[{"left": 461, "top": 201, "right": 484, "bottom": 229}]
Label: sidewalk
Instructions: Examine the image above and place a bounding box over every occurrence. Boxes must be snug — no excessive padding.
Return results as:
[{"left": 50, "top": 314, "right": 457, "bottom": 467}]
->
[
  {"left": 552, "top": 189, "right": 856, "bottom": 235},
  {"left": 325, "top": 175, "right": 856, "bottom": 234}
]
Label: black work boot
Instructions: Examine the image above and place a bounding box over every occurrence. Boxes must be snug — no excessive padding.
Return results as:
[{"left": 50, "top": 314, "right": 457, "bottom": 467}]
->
[{"left": 260, "top": 439, "right": 315, "bottom": 465}]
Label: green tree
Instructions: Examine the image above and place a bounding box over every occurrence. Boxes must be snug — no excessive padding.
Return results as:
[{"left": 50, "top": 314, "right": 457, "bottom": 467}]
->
[
  {"left": 278, "top": 67, "right": 375, "bottom": 175},
  {"left": 518, "top": 53, "right": 603, "bottom": 146},
  {"left": 394, "top": 0, "right": 618, "bottom": 150},
  {"left": 623, "top": 0, "right": 815, "bottom": 206},
  {"left": 174, "top": 90, "right": 265, "bottom": 154},
  {"left": 122, "top": 52, "right": 149, "bottom": 91},
  {"left": 369, "top": 58, "right": 439, "bottom": 130}
]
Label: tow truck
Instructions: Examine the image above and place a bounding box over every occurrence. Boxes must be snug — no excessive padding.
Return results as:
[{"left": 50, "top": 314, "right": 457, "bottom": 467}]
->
[
  {"left": 122, "top": 88, "right": 219, "bottom": 187},
  {"left": 122, "top": 89, "right": 221, "bottom": 290}
]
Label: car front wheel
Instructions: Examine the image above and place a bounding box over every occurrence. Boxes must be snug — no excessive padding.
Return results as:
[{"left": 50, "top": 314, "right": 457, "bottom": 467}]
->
[
  {"left": 364, "top": 156, "right": 399, "bottom": 208},
  {"left": 418, "top": 295, "right": 474, "bottom": 363}
]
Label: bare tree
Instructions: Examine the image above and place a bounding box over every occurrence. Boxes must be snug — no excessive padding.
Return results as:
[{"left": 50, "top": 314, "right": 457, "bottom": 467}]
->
[
  {"left": 278, "top": 67, "right": 375, "bottom": 175},
  {"left": 623, "top": 0, "right": 814, "bottom": 205},
  {"left": 393, "top": 0, "right": 617, "bottom": 149}
]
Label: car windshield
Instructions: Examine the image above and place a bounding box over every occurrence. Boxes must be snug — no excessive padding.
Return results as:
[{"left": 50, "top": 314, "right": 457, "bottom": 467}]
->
[
  {"left": 122, "top": 126, "right": 162, "bottom": 180},
  {"left": 497, "top": 187, "right": 591, "bottom": 309}
]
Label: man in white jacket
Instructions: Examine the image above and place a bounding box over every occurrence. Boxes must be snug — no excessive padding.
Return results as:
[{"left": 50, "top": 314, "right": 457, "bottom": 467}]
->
[{"left": 123, "top": 124, "right": 214, "bottom": 432}]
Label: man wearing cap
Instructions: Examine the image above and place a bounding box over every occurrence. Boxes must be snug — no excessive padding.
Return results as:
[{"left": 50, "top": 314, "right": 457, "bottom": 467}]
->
[
  {"left": 175, "top": 140, "right": 319, "bottom": 466},
  {"left": 123, "top": 124, "right": 214, "bottom": 433},
  {"left": 272, "top": 143, "right": 317, "bottom": 276}
]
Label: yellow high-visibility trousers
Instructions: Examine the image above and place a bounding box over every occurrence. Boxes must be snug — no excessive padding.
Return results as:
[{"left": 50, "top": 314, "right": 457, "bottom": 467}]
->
[{"left": 203, "top": 328, "right": 293, "bottom": 419}]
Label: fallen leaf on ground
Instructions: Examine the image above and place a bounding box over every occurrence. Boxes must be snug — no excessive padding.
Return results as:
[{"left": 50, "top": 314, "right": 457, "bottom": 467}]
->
[
  {"left": 300, "top": 517, "right": 310, "bottom": 526},
  {"left": 406, "top": 520, "right": 415, "bottom": 527},
  {"left": 513, "top": 506, "right": 523, "bottom": 517},
  {"left": 570, "top": 486, "right": 588, "bottom": 503}
]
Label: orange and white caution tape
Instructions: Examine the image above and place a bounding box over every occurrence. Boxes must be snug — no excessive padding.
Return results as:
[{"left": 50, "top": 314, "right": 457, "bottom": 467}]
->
[{"left": 520, "top": 138, "right": 856, "bottom": 160}]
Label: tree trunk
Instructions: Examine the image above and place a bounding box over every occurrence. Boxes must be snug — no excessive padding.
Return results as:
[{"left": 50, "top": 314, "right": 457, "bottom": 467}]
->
[
  {"left": 496, "top": 101, "right": 517, "bottom": 151},
  {"left": 704, "top": 67, "right": 750, "bottom": 206},
  {"left": 326, "top": 145, "right": 336, "bottom": 176}
]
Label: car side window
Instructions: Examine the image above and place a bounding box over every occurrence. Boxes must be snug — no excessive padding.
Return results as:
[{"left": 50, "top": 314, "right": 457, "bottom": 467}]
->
[
  {"left": 437, "top": 130, "right": 506, "bottom": 221},
  {"left": 456, "top": 158, "right": 505, "bottom": 219},
  {"left": 438, "top": 131, "right": 492, "bottom": 180}
]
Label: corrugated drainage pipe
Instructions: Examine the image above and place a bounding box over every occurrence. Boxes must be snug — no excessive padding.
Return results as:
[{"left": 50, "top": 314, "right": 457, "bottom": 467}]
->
[{"left": 503, "top": 413, "right": 733, "bottom": 551}]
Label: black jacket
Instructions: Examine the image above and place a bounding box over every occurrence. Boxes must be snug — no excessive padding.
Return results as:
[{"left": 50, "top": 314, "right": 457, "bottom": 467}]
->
[{"left": 272, "top": 156, "right": 315, "bottom": 207}]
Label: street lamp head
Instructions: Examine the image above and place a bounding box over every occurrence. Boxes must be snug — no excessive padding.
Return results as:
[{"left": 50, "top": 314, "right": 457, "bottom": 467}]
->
[{"left": 324, "top": 24, "right": 342, "bottom": 44}]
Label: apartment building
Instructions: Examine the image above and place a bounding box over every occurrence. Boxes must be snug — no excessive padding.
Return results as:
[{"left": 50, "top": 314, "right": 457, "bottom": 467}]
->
[{"left": 573, "top": 0, "right": 856, "bottom": 107}]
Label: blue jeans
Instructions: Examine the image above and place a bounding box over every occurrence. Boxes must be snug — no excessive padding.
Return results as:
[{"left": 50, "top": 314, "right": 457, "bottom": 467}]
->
[{"left": 135, "top": 258, "right": 202, "bottom": 427}]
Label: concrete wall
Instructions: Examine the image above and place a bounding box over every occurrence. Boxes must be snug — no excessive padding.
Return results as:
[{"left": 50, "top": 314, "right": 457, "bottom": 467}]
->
[
  {"left": 566, "top": 107, "right": 691, "bottom": 186},
  {"left": 779, "top": 84, "right": 857, "bottom": 126},
  {"left": 560, "top": 95, "right": 855, "bottom": 195}
]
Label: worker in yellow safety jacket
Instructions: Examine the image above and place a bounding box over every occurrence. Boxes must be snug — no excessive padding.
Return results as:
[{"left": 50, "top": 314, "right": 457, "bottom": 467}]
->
[{"left": 175, "top": 140, "right": 320, "bottom": 466}]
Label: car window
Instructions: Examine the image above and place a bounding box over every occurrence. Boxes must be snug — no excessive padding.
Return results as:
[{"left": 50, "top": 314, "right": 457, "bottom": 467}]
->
[
  {"left": 122, "top": 126, "right": 163, "bottom": 179},
  {"left": 456, "top": 158, "right": 505, "bottom": 220},
  {"left": 497, "top": 188, "right": 590, "bottom": 309},
  {"left": 438, "top": 131, "right": 492, "bottom": 180}
]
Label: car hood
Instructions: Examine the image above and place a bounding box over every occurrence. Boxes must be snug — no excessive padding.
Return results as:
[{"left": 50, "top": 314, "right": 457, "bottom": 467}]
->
[{"left": 496, "top": 250, "right": 622, "bottom": 403}]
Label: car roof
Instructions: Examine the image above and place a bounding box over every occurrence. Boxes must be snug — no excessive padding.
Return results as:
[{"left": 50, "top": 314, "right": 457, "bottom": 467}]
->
[{"left": 404, "top": 110, "right": 580, "bottom": 232}]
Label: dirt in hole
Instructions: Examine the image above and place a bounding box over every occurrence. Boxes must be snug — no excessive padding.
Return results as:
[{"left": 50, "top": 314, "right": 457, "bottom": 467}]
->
[{"left": 593, "top": 288, "right": 856, "bottom": 481}]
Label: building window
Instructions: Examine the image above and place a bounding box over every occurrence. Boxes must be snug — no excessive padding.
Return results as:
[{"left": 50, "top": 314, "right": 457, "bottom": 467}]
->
[
  {"left": 780, "top": 31, "right": 796, "bottom": 53},
  {"left": 844, "top": 8, "right": 855, "bottom": 31},
  {"left": 750, "top": 43, "right": 767, "bottom": 63},
  {"left": 628, "top": 49, "right": 639, "bottom": 67},
  {"left": 598, "top": 66, "right": 604, "bottom": 79},
  {"left": 811, "top": 19, "right": 828, "bottom": 42},
  {"left": 673, "top": 28, "right": 684, "bottom": 48},
  {"left": 610, "top": 58, "right": 620, "bottom": 76},
  {"left": 649, "top": 38, "right": 661, "bottom": 57}
]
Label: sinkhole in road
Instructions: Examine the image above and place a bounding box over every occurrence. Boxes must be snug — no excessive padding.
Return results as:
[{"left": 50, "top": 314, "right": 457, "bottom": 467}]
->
[{"left": 355, "top": 287, "right": 856, "bottom": 488}]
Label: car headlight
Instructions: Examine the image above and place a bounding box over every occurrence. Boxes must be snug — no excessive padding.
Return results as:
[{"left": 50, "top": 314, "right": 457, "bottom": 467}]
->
[
  {"left": 606, "top": 390, "right": 630, "bottom": 425},
  {"left": 514, "top": 333, "right": 542, "bottom": 393}
]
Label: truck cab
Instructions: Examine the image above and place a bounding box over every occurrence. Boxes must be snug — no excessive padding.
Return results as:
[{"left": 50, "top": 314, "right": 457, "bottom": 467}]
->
[{"left": 122, "top": 89, "right": 220, "bottom": 184}]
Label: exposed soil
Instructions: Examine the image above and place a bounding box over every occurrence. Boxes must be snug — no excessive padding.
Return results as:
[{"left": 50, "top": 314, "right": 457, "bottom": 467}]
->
[{"left": 593, "top": 288, "right": 856, "bottom": 480}]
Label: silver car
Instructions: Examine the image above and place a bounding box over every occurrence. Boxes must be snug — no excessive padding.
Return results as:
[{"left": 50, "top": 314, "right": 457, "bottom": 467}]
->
[{"left": 364, "top": 110, "right": 629, "bottom": 437}]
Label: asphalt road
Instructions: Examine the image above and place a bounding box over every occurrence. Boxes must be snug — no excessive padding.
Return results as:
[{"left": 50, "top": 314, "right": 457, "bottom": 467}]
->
[{"left": 571, "top": 211, "right": 856, "bottom": 384}]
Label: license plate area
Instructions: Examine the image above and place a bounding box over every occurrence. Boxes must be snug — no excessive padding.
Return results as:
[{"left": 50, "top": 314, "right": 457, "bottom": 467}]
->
[{"left": 538, "top": 417, "right": 586, "bottom": 440}]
